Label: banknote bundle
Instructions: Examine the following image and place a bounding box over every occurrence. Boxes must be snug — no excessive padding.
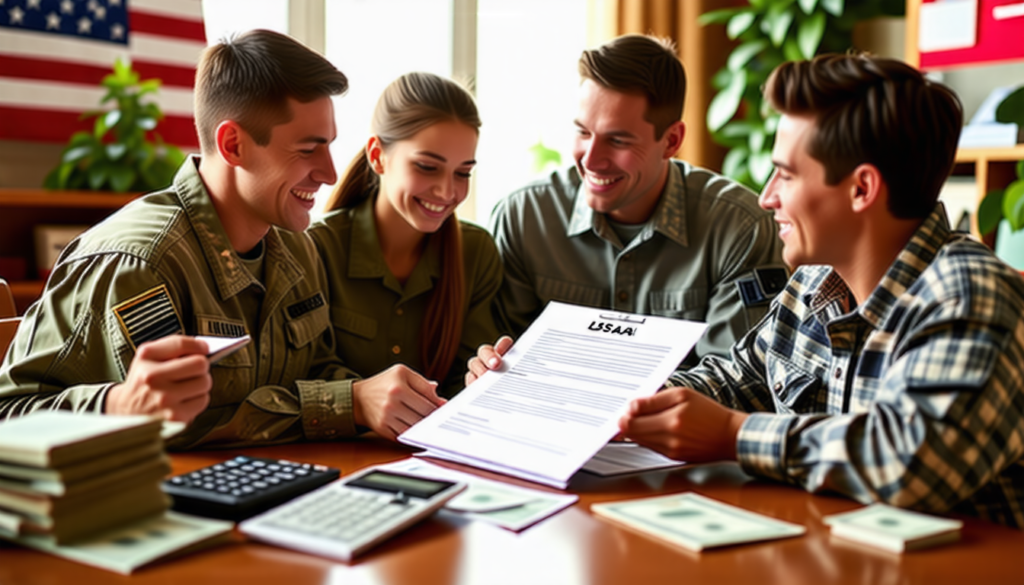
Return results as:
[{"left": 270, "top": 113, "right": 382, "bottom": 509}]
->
[{"left": 0, "top": 411, "right": 231, "bottom": 573}]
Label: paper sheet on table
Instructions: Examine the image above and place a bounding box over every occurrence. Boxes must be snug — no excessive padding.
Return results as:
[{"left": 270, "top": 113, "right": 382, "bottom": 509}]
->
[
  {"left": 379, "top": 458, "right": 578, "bottom": 532},
  {"left": 581, "top": 443, "right": 686, "bottom": 477},
  {"left": 399, "top": 301, "right": 707, "bottom": 489}
]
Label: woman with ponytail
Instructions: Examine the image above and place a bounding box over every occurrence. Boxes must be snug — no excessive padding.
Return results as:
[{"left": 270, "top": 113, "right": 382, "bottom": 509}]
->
[{"left": 308, "top": 72, "right": 501, "bottom": 439}]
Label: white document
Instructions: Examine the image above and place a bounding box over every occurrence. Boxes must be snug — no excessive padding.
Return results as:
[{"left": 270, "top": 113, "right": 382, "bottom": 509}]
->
[
  {"left": 398, "top": 302, "right": 707, "bottom": 489},
  {"left": 919, "top": 0, "right": 978, "bottom": 53},
  {"left": 378, "top": 458, "right": 578, "bottom": 532},
  {"left": 582, "top": 442, "right": 686, "bottom": 477},
  {"left": 196, "top": 335, "right": 250, "bottom": 364}
]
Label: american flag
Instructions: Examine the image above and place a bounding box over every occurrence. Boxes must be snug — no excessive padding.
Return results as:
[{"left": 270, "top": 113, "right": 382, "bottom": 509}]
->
[{"left": 0, "top": 0, "right": 205, "bottom": 148}]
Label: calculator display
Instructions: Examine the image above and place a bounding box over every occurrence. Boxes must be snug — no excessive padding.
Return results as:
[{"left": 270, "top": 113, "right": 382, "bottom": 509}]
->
[{"left": 347, "top": 470, "right": 455, "bottom": 499}]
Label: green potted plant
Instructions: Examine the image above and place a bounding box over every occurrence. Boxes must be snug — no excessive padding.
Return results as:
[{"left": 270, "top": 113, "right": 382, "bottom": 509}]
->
[
  {"left": 44, "top": 57, "right": 185, "bottom": 193},
  {"left": 977, "top": 160, "right": 1024, "bottom": 271},
  {"left": 699, "top": 0, "right": 904, "bottom": 191}
]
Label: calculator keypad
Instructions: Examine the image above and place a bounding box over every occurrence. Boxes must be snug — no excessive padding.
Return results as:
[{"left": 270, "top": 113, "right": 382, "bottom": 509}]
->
[{"left": 162, "top": 455, "right": 340, "bottom": 521}]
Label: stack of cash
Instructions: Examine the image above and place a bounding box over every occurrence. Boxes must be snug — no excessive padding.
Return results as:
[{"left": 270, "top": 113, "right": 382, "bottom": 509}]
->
[{"left": 0, "top": 411, "right": 169, "bottom": 543}]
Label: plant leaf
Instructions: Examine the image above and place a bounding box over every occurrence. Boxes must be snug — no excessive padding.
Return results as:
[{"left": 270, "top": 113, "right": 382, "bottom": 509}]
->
[
  {"left": 798, "top": 11, "right": 826, "bottom": 58},
  {"left": 104, "top": 110, "right": 122, "bottom": 130},
  {"left": 821, "top": 0, "right": 843, "bottom": 16},
  {"left": 138, "top": 117, "right": 158, "bottom": 131},
  {"left": 727, "top": 11, "right": 757, "bottom": 39},
  {"left": 728, "top": 39, "right": 769, "bottom": 71},
  {"left": 699, "top": 8, "right": 740, "bottom": 26},
  {"left": 798, "top": 0, "right": 818, "bottom": 14},
  {"left": 750, "top": 150, "right": 775, "bottom": 187},
  {"left": 767, "top": 4, "right": 796, "bottom": 47},
  {"left": 707, "top": 69, "right": 747, "bottom": 132},
  {"left": 995, "top": 86, "right": 1024, "bottom": 125},
  {"left": 106, "top": 143, "right": 128, "bottom": 160},
  {"left": 723, "top": 147, "right": 750, "bottom": 180},
  {"left": 62, "top": 145, "right": 93, "bottom": 164},
  {"left": 978, "top": 189, "right": 1005, "bottom": 235},
  {"left": 88, "top": 163, "right": 110, "bottom": 190},
  {"left": 1017, "top": 160, "right": 1024, "bottom": 180},
  {"left": 109, "top": 166, "right": 137, "bottom": 193},
  {"left": 1004, "top": 180, "right": 1024, "bottom": 232}
]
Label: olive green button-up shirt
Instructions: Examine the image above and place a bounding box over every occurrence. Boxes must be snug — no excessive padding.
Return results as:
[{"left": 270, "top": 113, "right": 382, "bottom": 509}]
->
[
  {"left": 0, "top": 158, "right": 358, "bottom": 449},
  {"left": 491, "top": 161, "right": 786, "bottom": 365},
  {"left": 307, "top": 195, "right": 502, "bottom": 397}
]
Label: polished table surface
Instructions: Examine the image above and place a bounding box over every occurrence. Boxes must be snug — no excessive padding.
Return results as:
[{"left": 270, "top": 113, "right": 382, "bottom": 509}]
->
[{"left": 2, "top": 437, "right": 1022, "bottom": 584}]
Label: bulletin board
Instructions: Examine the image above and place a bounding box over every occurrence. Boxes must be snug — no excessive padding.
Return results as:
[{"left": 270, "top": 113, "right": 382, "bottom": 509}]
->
[{"left": 919, "top": 0, "right": 1024, "bottom": 69}]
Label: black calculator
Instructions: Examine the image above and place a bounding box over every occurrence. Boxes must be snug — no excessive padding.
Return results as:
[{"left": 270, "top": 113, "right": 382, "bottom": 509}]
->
[{"left": 162, "top": 455, "right": 341, "bottom": 521}]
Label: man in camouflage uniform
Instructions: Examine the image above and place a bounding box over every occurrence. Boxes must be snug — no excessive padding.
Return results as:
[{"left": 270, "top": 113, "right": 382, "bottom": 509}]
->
[{"left": 0, "top": 30, "right": 443, "bottom": 448}]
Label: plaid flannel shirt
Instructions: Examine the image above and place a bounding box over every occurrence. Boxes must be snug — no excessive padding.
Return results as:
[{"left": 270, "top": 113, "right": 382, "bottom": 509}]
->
[{"left": 670, "top": 205, "right": 1024, "bottom": 527}]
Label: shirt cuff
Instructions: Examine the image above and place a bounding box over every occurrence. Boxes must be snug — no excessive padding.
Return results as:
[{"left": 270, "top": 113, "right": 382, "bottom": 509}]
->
[
  {"left": 296, "top": 378, "right": 356, "bottom": 440},
  {"left": 736, "top": 412, "right": 796, "bottom": 482}
]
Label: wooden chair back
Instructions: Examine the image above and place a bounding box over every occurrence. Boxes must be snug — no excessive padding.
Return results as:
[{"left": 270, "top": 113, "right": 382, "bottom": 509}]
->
[
  {"left": 0, "top": 279, "right": 15, "bottom": 318},
  {"left": 0, "top": 317, "right": 21, "bottom": 361}
]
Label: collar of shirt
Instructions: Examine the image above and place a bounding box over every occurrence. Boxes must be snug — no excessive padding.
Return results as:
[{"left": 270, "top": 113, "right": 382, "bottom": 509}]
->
[
  {"left": 804, "top": 203, "right": 952, "bottom": 329},
  {"left": 565, "top": 162, "right": 691, "bottom": 249},
  {"left": 175, "top": 156, "right": 305, "bottom": 301},
  {"left": 347, "top": 193, "right": 442, "bottom": 299}
]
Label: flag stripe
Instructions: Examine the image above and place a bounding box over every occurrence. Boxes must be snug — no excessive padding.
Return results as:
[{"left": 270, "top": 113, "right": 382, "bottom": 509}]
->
[
  {"left": 0, "top": 55, "right": 195, "bottom": 89},
  {"left": 132, "top": 0, "right": 205, "bottom": 22},
  {"left": 0, "top": 78, "right": 194, "bottom": 116},
  {"left": 0, "top": 27, "right": 204, "bottom": 68},
  {"left": 130, "top": 11, "right": 205, "bottom": 43},
  {"left": 0, "top": 106, "right": 197, "bottom": 146}
]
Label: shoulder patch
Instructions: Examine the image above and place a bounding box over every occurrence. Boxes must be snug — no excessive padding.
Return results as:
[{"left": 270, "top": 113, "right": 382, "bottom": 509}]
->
[
  {"left": 287, "top": 292, "right": 325, "bottom": 319},
  {"left": 737, "top": 266, "right": 790, "bottom": 307},
  {"left": 196, "top": 316, "right": 248, "bottom": 338},
  {"left": 112, "top": 285, "right": 184, "bottom": 350}
]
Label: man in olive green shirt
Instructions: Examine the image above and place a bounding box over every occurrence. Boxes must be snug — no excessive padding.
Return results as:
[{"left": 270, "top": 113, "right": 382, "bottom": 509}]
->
[
  {"left": 0, "top": 30, "right": 443, "bottom": 448},
  {"left": 492, "top": 35, "right": 785, "bottom": 365}
]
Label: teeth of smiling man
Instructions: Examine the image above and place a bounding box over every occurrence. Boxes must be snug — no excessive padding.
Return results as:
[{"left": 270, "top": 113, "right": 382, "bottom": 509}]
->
[
  {"left": 589, "top": 175, "right": 618, "bottom": 186},
  {"left": 421, "top": 200, "right": 445, "bottom": 213},
  {"left": 292, "top": 189, "right": 316, "bottom": 201}
]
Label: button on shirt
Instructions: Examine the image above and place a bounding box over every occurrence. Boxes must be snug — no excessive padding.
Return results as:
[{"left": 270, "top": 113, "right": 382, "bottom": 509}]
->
[
  {"left": 490, "top": 162, "right": 785, "bottom": 364},
  {"left": 670, "top": 205, "right": 1024, "bottom": 527}
]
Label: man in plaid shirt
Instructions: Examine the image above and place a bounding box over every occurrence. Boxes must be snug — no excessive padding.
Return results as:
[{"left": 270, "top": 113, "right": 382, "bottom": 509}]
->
[{"left": 616, "top": 53, "right": 1024, "bottom": 527}]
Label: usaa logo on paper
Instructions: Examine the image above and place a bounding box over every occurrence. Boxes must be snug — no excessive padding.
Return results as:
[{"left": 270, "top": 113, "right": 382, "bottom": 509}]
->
[{"left": 587, "top": 321, "right": 636, "bottom": 337}]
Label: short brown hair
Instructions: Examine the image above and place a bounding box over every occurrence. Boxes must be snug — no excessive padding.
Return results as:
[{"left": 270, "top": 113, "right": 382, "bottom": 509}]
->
[
  {"left": 764, "top": 53, "right": 962, "bottom": 219},
  {"left": 194, "top": 29, "right": 348, "bottom": 153},
  {"left": 578, "top": 34, "right": 685, "bottom": 139}
]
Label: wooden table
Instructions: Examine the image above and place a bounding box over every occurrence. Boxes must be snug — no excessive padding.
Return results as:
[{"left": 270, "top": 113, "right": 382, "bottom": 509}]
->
[{"left": 2, "top": 438, "right": 1022, "bottom": 584}]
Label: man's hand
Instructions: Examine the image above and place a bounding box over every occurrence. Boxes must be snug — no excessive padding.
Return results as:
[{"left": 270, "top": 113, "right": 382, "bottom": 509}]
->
[
  {"left": 352, "top": 364, "right": 446, "bottom": 441},
  {"left": 106, "top": 335, "right": 212, "bottom": 423},
  {"left": 618, "top": 386, "right": 748, "bottom": 463},
  {"left": 465, "top": 335, "right": 514, "bottom": 387}
]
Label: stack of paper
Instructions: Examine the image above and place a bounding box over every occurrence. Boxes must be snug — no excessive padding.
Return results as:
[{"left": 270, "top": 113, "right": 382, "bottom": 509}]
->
[
  {"left": 823, "top": 504, "right": 963, "bottom": 552},
  {"left": 0, "top": 411, "right": 173, "bottom": 543},
  {"left": 400, "top": 302, "right": 707, "bottom": 488},
  {"left": 0, "top": 411, "right": 233, "bottom": 573},
  {"left": 591, "top": 492, "right": 806, "bottom": 552}
]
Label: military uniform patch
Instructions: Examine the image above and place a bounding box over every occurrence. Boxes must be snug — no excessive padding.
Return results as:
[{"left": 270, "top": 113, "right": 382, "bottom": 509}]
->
[
  {"left": 287, "top": 292, "right": 325, "bottom": 319},
  {"left": 196, "top": 316, "right": 248, "bottom": 338},
  {"left": 112, "top": 285, "right": 184, "bottom": 350},
  {"left": 737, "top": 266, "right": 789, "bottom": 307}
]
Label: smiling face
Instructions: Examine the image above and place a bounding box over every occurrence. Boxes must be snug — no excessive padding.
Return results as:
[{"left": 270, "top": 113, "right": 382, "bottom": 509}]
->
[
  {"left": 237, "top": 96, "right": 338, "bottom": 236},
  {"left": 372, "top": 120, "right": 478, "bottom": 237},
  {"left": 759, "top": 114, "right": 857, "bottom": 269},
  {"left": 572, "top": 79, "right": 681, "bottom": 224}
]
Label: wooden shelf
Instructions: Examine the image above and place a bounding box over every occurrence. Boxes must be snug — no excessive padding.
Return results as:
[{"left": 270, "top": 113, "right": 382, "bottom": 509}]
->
[
  {"left": 0, "top": 188, "right": 140, "bottom": 314},
  {"left": 0, "top": 189, "right": 138, "bottom": 208}
]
